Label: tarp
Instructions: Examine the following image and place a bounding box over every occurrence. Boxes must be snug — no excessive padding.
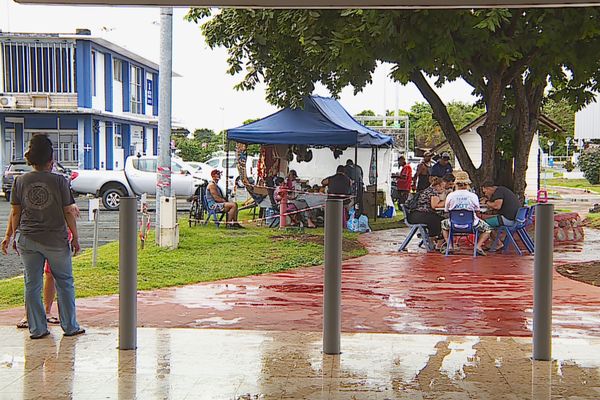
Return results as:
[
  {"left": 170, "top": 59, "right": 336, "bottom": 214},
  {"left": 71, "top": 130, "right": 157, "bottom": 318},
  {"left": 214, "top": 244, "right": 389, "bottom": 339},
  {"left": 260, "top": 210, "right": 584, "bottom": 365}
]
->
[{"left": 227, "top": 96, "right": 393, "bottom": 147}]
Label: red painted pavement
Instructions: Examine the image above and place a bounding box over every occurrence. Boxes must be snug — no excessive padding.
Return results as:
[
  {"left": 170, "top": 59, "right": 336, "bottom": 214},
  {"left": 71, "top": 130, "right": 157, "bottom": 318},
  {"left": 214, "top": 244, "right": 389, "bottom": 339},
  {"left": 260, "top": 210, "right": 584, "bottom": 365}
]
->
[{"left": 1, "top": 229, "right": 599, "bottom": 337}]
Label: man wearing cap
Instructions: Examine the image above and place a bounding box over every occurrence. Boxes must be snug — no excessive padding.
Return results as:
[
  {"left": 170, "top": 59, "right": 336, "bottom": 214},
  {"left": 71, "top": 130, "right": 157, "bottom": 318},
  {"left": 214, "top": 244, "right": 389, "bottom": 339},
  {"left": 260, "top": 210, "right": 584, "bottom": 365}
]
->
[
  {"left": 441, "top": 171, "right": 491, "bottom": 255},
  {"left": 430, "top": 152, "right": 453, "bottom": 178},
  {"left": 206, "top": 169, "right": 243, "bottom": 228}
]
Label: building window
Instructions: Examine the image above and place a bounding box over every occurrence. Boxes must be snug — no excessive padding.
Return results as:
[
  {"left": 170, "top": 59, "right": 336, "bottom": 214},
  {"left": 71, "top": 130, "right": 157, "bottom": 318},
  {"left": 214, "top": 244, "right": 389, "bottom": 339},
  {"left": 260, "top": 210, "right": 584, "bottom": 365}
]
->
[
  {"left": 1, "top": 40, "right": 75, "bottom": 93},
  {"left": 91, "top": 50, "right": 96, "bottom": 96},
  {"left": 114, "top": 123, "right": 122, "bottom": 148},
  {"left": 130, "top": 65, "right": 143, "bottom": 114},
  {"left": 113, "top": 59, "right": 122, "bottom": 82}
]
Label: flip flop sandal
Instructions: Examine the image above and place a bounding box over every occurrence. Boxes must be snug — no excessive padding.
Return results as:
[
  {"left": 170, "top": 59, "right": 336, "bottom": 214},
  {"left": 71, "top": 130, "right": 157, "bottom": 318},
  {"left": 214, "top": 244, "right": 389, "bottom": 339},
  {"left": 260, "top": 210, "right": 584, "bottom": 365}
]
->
[
  {"left": 64, "top": 328, "right": 86, "bottom": 337},
  {"left": 16, "top": 320, "right": 28, "bottom": 329},
  {"left": 30, "top": 331, "right": 50, "bottom": 340},
  {"left": 46, "top": 316, "right": 60, "bottom": 324}
]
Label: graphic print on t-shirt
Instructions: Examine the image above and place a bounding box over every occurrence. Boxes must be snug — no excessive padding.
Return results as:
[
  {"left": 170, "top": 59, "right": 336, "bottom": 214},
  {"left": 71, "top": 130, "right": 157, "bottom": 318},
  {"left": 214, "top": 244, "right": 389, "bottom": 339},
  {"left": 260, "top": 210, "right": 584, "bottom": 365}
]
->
[{"left": 24, "top": 182, "right": 52, "bottom": 210}]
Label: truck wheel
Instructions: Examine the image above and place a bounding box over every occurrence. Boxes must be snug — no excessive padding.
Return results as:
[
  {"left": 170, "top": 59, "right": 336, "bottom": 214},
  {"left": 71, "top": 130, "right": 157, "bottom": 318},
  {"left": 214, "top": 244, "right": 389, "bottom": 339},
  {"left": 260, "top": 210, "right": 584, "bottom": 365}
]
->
[{"left": 101, "top": 185, "right": 126, "bottom": 211}]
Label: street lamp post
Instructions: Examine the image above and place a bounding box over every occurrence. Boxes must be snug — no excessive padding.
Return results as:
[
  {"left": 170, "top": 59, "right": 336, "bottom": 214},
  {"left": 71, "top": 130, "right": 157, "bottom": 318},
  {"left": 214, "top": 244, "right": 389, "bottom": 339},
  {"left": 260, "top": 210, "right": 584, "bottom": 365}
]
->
[
  {"left": 547, "top": 140, "right": 554, "bottom": 166},
  {"left": 566, "top": 137, "right": 571, "bottom": 160}
]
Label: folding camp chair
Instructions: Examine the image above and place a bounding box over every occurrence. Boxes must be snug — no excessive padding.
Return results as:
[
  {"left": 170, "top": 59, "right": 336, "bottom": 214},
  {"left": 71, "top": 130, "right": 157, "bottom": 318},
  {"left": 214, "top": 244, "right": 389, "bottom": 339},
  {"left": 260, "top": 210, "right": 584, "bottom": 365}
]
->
[
  {"left": 490, "top": 207, "right": 534, "bottom": 255},
  {"left": 202, "top": 187, "right": 226, "bottom": 227},
  {"left": 398, "top": 205, "right": 435, "bottom": 252}
]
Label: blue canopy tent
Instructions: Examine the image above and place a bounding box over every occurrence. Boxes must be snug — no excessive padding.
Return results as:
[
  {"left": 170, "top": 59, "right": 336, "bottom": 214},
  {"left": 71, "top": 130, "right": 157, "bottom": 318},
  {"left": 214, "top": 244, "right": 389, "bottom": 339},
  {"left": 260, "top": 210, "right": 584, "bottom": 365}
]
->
[
  {"left": 224, "top": 97, "right": 393, "bottom": 219},
  {"left": 227, "top": 96, "right": 393, "bottom": 147}
]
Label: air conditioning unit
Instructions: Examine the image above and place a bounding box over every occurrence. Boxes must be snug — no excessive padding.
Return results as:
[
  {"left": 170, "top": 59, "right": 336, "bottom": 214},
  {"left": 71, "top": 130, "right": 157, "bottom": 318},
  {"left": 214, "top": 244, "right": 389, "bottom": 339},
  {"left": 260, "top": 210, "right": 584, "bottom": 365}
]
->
[{"left": 0, "top": 96, "right": 17, "bottom": 108}]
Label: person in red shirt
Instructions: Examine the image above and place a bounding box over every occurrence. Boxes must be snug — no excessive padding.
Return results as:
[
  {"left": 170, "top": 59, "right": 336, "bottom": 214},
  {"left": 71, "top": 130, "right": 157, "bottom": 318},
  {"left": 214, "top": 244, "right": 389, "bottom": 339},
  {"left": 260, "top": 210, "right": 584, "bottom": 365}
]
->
[{"left": 395, "top": 156, "right": 413, "bottom": 207}]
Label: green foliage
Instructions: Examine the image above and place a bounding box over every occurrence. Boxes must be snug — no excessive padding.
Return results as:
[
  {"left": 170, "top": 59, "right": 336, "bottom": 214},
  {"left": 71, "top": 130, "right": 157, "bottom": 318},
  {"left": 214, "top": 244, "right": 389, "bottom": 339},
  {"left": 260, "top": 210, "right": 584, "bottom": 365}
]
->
[
  {"left": 539, "top": 98, "right": 576, "bottom": 156},
  {"left": 409, "top": 102, "right": 485, "bottom": 148},
  {"left": 0, "top": 222, "right": 366, "bottom": 309},
  {"left": 578, "top": 147, "right": 600, "bottom": 185},
  {"left": 188, "top": 7, "right": 600, "bottom": 197},
  {"left": 565, "top": 160, "right": 575, "bottom": 172}
]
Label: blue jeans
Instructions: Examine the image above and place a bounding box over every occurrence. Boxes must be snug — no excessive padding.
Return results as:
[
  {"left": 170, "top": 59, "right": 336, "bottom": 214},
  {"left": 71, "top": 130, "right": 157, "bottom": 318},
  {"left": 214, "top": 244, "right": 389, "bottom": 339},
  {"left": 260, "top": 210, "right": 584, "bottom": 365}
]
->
[{"left": 16, "top": 234, "right": 81, "bottom": 336}]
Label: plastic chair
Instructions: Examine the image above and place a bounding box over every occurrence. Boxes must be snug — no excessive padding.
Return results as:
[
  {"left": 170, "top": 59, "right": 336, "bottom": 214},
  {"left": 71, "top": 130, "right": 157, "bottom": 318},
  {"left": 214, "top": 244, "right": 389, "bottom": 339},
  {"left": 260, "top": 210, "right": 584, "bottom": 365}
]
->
[
  {"left": 202, "top": 187, "right": 226, "bottom": 227},
  {"left": 445, "top": 210, "right": 479, "bottom": 257},
  {"left": 398, "top": 205, "right": 435, "bottom": 252},
  {"left": 490, "top": 207, "right": 534, "bottom": 255}
]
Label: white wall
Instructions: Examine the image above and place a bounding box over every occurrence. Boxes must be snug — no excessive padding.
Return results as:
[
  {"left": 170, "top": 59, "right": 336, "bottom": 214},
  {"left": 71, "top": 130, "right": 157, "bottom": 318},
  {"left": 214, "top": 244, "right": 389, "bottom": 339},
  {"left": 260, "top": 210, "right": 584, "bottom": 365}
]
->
[
  {"left": 575, "top": 96, "right": 600, "bottom": 140},
  {"left": 91, "top": 51, "right": 105, "bottom": 111},
  {"left": 454, "top": 123, "right": 539, "bottom": 198},
  {"left": 113, "top": 80, "right": 123, "bottom": 114},
  {"left": 289, "top": 147, "right": 394, "bottom": 205}
]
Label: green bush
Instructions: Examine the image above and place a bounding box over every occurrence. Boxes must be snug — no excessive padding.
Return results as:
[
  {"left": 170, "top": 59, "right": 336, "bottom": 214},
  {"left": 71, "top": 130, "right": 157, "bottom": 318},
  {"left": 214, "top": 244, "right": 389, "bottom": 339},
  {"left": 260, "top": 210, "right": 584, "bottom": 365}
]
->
[
  {"left": 565, "top": 160, "right": 575, "bottom": 172},
  {"left": 578, "top": 147, "right": 600, "bottom": 184}
]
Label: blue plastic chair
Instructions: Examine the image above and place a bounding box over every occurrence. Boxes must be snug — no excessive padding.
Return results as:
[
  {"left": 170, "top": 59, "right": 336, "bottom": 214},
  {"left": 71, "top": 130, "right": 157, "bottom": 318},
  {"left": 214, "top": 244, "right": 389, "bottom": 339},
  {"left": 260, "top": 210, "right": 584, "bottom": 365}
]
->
[
  {"left": 398, "top": 205, "right": 435, "bottom": 252},
  {"left": 445, "top": 210, "right": 479, "bottom": 257},
  {"left": 202, "top": 187, "right": 226, "bottom": 227},
  {"left": 490, "top": 207, "right": 534, "bottom": 255}
]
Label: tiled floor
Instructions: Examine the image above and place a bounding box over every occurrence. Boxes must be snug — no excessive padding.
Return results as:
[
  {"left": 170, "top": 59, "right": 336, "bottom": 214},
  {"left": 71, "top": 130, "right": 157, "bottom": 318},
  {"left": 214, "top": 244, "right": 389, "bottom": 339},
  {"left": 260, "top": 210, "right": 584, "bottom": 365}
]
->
[{"left": 1, "top": 327, "right": 600, "bottom": 399}]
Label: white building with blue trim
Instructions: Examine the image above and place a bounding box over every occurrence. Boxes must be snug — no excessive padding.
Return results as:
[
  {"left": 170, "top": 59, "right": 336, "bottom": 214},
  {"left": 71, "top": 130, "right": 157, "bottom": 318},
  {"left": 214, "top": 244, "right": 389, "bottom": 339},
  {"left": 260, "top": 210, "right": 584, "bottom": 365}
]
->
[{"left": 0, "top": 29, "right": 168, "bottom": 171}]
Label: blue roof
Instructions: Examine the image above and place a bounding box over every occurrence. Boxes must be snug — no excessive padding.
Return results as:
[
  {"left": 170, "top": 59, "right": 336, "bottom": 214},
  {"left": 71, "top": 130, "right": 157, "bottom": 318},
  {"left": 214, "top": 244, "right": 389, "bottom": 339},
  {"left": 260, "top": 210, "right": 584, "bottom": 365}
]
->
[{"left": 227, "top": 96, "right": 392, "bottom": 147}]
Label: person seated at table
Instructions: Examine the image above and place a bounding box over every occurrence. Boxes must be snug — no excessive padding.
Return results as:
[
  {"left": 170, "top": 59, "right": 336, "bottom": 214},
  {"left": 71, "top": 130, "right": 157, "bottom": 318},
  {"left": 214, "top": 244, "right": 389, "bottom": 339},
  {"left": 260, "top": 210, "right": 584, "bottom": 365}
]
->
[
  {"left": 286, "top": 170, "right": 317, "bottom": 228},
  {"left": 437, "top": 173, "right": 456, "bottom": 202},
  {"left": 481, "top": 182, "right": 521, "bottom": 250},
  {"left": 206, "top": 169, "right": 243, "bottom": 229},
  {"left": 441, "top": 171, "right": 491, "bottom": 255},
  {"left": 321, "top": 165, "right": 352, "bottom": 199},
  {"left": 406, "top": 176, "right": 446, "bottom": 248}
]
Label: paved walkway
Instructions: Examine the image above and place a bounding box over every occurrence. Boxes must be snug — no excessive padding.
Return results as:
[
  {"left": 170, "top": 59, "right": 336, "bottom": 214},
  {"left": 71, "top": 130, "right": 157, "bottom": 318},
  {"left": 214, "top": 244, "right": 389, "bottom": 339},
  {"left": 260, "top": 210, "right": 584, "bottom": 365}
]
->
[{"left": 2, "top": 229, "right": 599, "bottom": 338}]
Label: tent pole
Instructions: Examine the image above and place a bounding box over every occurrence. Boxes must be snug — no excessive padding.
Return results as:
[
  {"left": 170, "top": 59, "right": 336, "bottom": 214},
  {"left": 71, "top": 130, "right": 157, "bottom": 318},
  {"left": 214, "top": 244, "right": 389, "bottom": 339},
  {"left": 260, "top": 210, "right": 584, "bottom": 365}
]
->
[
  {"left": 374, "top": 146, "right": 378, "bottom": 221},
  {"left": 354, "top": 143, "right": 358, "bottom": 212},
  {"left": 225, "top": 139, "right": 230, "bottom": 201}
]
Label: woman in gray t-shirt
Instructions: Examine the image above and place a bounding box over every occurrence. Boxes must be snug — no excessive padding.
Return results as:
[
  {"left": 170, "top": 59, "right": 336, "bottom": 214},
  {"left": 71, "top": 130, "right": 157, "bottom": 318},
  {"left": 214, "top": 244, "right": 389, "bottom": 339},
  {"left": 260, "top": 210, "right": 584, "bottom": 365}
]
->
[{"left": 4, "top": 134, "right": 84, "bottom": 339}]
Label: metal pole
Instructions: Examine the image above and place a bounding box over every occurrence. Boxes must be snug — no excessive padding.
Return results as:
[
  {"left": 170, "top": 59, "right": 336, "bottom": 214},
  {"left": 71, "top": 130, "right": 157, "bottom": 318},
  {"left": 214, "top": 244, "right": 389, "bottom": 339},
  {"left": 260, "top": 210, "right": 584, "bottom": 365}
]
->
[
  {"left": 91, "top": 209, "right": 99, "bottom": 268},
  {"left": 156, "top": 7, "right": 173, "bottom": 244},
  {"left": 374, "top": 147, "right": 378, "bottom": 221},
  {"left": 533, "top": 203, "right": 554, "bottom": 361},
  {"left": 323, "top": 198, "right": 343, "bottom": 355},
  {"left": 225, "top": 139, "right": 230, "bottom": 201},
  {"left": 119, "top": 197, "right": 137, "bottom": 350}
]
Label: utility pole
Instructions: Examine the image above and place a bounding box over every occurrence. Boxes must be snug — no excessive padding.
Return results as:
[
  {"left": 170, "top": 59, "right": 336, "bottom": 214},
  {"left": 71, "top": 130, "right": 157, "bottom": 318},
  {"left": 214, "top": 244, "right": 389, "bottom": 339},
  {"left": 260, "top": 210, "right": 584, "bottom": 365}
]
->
[{"left": 156, "top": 7, "right": 173, "bottom": 244}]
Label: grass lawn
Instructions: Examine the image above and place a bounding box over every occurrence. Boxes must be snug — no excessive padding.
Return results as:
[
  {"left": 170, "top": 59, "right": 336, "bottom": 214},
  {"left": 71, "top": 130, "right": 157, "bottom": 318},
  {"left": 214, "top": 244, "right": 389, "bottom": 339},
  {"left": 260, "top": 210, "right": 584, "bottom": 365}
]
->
[
  {"left": 547, "top": 178, "right": 600, "bottom": 194},
  {"left": 0, "top": 221, "right": 366, "bottom": 310},
  {"left": 370, "top": 214, "right": 405, "bottom": 231},
  {"left": 586, "top": 214, "right": 600, "bottom": 229}
]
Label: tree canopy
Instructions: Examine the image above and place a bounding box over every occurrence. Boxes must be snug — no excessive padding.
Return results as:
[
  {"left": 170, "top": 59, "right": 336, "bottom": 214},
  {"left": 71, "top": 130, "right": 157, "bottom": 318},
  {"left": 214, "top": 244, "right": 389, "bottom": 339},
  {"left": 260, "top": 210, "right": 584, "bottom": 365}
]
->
[{"left": 187, "top": 7, "right": 600, "bottom": 198}]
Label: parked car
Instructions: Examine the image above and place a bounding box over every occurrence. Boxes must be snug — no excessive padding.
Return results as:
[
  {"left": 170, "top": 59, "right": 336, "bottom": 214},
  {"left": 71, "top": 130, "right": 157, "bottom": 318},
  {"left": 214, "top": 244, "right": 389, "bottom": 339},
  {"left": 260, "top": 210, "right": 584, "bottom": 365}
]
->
[
  {"left": 71, "top": 156, "right": 208, "bottom": 210},
  {"left": 185, "top": 161, "right": 213, "bottom": 181},
  {"left": 205, "top": 155, "right": 258, "bottom": 187},
  {"left": 3, "top": 160, "right": 71, "bottom": 202}
]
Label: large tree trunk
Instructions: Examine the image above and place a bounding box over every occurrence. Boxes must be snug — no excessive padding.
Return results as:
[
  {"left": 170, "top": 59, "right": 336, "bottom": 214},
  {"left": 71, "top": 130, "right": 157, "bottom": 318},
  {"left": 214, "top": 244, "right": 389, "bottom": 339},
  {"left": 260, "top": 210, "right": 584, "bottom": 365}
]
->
[
  {"left": 476, "top": 76, "right": 504, "bottom": 189},
  {"left": 512, "top": 78, "right": 544, "bottom": 202},
  {"left": 410, "top": 70, "right": 477, "bottom": 179},
  {"left": 494, "top": 152, "right": 514, "bottom": 189}
]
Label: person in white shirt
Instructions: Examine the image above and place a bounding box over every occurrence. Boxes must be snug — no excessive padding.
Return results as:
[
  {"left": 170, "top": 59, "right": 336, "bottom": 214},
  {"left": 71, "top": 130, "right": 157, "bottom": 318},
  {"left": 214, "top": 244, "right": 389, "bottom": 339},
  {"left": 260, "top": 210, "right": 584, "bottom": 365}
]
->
[{"left": 441, "top": 171, "right": 491, "bottom": 255}]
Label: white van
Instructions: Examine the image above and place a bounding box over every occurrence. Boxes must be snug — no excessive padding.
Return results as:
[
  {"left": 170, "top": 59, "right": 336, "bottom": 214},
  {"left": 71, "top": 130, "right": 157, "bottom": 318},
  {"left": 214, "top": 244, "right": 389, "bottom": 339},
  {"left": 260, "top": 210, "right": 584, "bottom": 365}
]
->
[{"left": 206, "top": 155, "right": 258, "bottom": 187}]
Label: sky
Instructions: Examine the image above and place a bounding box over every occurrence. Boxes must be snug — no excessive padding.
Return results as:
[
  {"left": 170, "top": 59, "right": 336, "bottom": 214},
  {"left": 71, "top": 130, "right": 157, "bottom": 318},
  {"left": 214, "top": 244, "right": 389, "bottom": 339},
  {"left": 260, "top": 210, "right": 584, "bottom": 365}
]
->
[{"left": 0, "top": 0, "right": 478, "bottom": 132}]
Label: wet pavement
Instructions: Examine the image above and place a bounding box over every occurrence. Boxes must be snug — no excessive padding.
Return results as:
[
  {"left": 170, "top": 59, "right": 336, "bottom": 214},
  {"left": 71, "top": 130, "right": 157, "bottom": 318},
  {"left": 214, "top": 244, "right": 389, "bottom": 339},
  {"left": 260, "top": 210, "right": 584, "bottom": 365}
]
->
[
  {"left": 1, "top": 327, "right": 600, "bottom": 399},
  {"left": 1, "top": 229, "right": 598, "bottom": 338}
]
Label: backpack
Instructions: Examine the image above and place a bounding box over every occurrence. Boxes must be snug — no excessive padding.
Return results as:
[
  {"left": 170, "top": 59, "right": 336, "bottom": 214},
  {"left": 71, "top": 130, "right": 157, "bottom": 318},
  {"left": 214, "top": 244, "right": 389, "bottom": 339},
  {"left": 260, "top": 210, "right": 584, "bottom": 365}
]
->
[{"left": 404, "top": 192, "right": 420, "bottom": 211}]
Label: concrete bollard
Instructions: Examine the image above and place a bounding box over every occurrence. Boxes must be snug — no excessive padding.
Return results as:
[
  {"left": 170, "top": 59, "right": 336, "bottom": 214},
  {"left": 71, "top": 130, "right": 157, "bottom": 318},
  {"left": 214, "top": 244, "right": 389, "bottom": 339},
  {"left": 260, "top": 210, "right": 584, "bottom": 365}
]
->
[
  {"left": 119, "top": 197, "right": 137, "bottom": 350},
  {"left": 533, "top": 203, "right": 554, "bottom": 361},
  {"left": 323, "top": 199, "right": 343, "bottom": 355}
]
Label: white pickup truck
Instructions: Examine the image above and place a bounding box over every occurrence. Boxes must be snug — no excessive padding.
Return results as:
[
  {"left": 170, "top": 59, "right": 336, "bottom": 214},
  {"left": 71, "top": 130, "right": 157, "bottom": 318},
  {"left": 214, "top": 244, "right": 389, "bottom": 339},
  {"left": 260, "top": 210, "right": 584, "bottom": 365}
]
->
[{"left": 71, "top": 156, "right": 209, "bottom": 210}]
